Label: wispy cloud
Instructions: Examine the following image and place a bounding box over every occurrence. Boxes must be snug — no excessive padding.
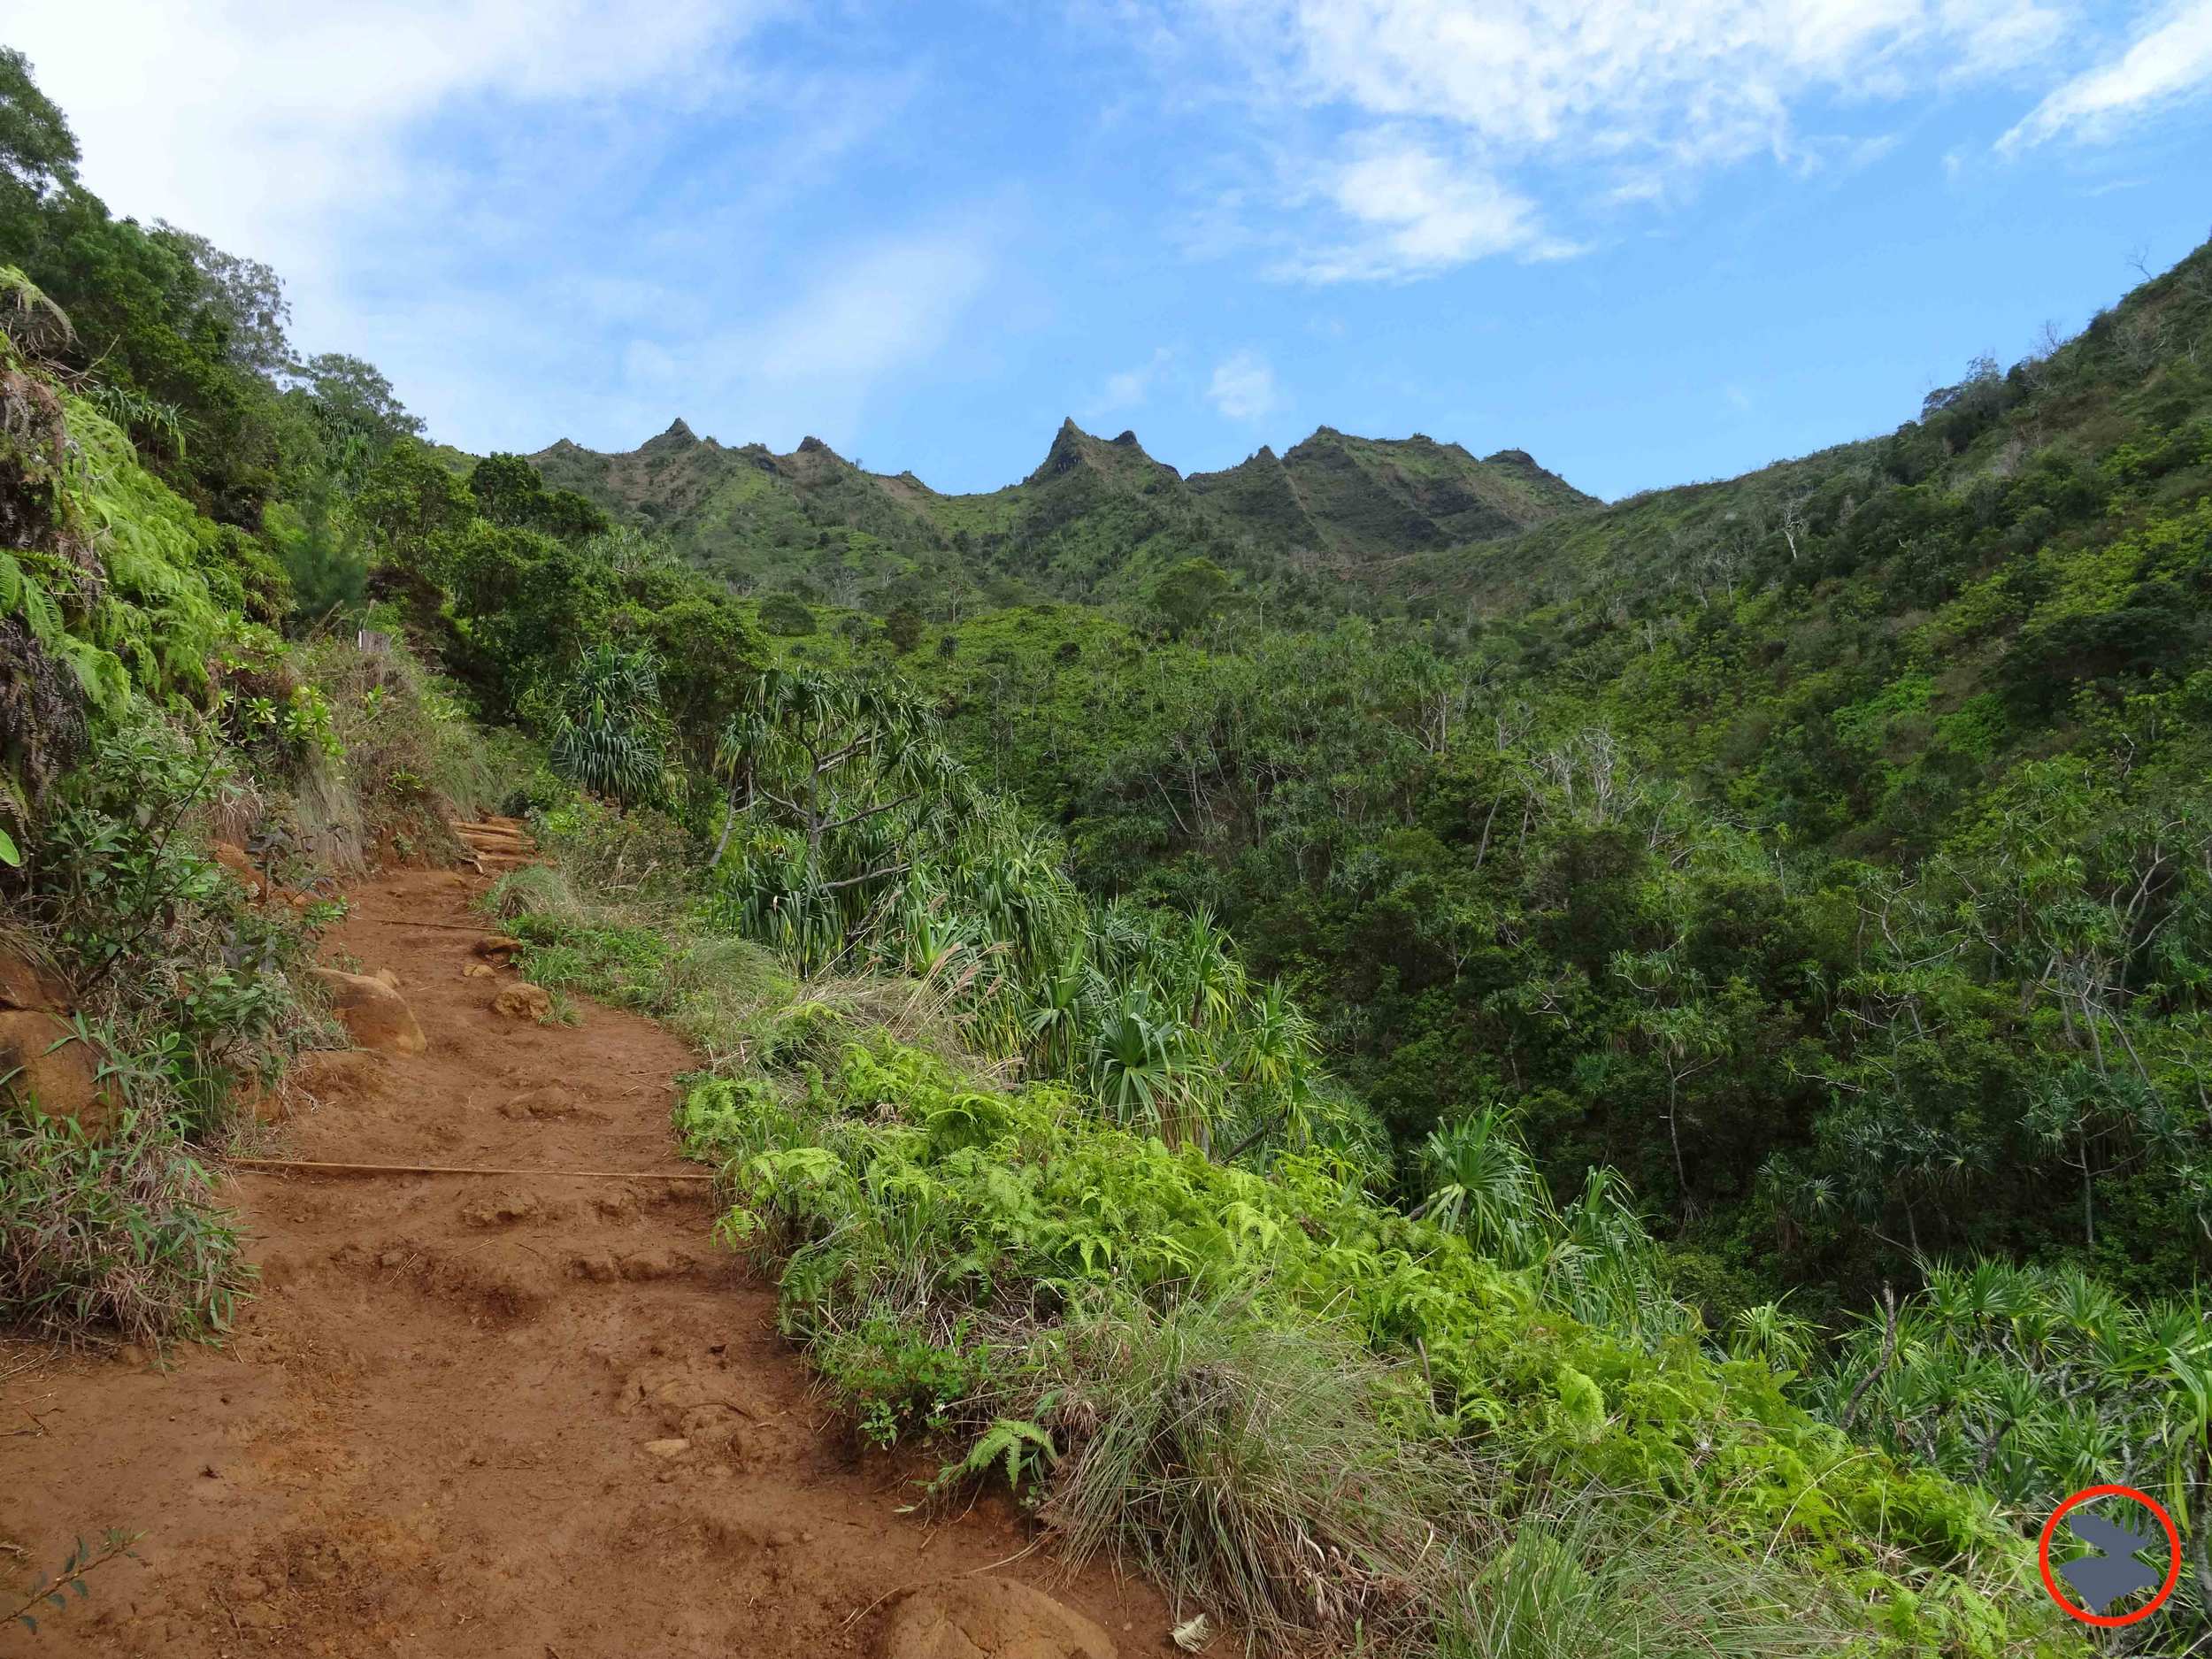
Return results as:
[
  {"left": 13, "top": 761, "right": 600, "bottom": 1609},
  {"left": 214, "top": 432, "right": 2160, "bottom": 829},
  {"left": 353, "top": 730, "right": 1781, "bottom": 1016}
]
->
[
  {"left": 1998, "top": 0, "right": 2212, "bottom": 150},
  {"left": 1275, "top": 129, "right": 1549, "bottom": 281},
  {"left": 609, "top": 227, "right": 996, "bottom": 451},
  {"left": 1170, "top": 0, "right": 2083, "bottom": 281},
  {"left": 1208, "top": 349, "right": 1281, "bottom": 419},
  {"left": 9, "top": 2, "right": 772, "bottom": 273},
  {"left": 1092, "top": 346, "right": 1177, "bottom": 414}
]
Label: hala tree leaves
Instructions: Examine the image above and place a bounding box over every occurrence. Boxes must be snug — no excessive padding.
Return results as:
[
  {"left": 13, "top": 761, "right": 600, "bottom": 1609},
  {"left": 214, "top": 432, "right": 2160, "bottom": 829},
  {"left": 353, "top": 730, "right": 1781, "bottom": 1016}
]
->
[{"left": 548, "top": 641, "right": 670, "bottom": 804}]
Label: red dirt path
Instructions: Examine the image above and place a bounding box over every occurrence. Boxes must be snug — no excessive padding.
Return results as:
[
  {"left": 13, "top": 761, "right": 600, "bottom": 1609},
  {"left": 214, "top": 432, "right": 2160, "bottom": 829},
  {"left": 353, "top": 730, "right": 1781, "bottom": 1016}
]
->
[{"left": 1, "top": 867, "right": 1176, "bottom": 1656}]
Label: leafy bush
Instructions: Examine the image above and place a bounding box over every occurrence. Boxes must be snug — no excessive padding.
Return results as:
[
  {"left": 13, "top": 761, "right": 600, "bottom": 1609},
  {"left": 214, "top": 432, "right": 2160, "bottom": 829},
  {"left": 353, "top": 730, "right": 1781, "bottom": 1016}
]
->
[
  {"left": 288, "top": 633, "right": 523, "bottom": 866},
  {"left": 27, "top": 716, "right": 326, "bottom": 1128},
  {"left": 680, "top": 1037, "right": 2063, "bottom": 1655}
]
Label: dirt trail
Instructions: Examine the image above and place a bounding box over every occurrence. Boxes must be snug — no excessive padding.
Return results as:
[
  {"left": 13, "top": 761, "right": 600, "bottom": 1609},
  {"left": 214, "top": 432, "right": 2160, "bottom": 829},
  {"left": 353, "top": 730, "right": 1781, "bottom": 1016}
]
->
[{"left": 2, "top": 866, "right": 1175, "bottom": 1657}]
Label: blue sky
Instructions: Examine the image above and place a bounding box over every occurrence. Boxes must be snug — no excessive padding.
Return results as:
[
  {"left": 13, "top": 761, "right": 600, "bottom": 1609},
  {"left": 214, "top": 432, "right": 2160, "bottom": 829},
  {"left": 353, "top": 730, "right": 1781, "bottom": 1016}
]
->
[{"left": 18, "top": 2, "right": 2212, "bottom": 502}]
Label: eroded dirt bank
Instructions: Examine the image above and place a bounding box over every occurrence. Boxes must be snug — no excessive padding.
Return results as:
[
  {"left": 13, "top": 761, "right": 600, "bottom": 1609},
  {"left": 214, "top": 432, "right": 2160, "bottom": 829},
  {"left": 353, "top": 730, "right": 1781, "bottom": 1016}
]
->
[{"left": 2, "top": 866, "right": 1174, "bottom": 1657}]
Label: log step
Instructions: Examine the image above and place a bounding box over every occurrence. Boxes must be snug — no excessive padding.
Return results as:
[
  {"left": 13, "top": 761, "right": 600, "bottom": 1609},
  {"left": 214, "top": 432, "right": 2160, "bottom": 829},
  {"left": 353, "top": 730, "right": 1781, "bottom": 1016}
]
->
[{"left": 449, "top": 817, "right": 541, "bottom": 876}]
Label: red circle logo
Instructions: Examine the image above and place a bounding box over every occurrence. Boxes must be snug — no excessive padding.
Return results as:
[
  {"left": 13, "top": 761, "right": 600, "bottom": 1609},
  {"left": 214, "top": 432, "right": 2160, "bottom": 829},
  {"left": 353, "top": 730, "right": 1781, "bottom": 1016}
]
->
[{"left": 2037, "top": 1484, "right": 2181, "bottom": 1627}]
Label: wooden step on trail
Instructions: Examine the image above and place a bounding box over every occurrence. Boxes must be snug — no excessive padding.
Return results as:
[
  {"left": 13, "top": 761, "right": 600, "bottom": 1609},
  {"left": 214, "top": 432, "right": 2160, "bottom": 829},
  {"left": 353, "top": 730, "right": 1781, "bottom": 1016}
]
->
[{"left": 450, "top": 816, "right": 541, "bottom": 875}]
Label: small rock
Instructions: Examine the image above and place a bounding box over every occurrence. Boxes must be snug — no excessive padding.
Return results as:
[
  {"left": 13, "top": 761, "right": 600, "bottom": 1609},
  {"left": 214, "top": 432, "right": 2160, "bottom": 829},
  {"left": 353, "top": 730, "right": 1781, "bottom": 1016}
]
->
[
  {"left": 501, "top": 1085, "right": 579, "bottom": 1120},
  {"left": 311, "top": 968, "right": 426, "bottom": 1056},
  {"left": 460, "top": 962, "right": 495, "bottom": 979},
  {"left": 462, "top": 1191, "right": 542, "bottom": 1227},
  {"left": 876, "top": 1578, "right": 1116, "bottom": 1659},
  {"left": 0, "top": 1010, "right": 119, "bottom": 1137},
  {"left": 642, "top": 1438, "right": 689, "bottom": 1459},
  {"left": 474, "top": 935, "right": 526, "bottom": 960},
  {"left": 492, "top": 983, "right": 553, "bottom": 1021}
]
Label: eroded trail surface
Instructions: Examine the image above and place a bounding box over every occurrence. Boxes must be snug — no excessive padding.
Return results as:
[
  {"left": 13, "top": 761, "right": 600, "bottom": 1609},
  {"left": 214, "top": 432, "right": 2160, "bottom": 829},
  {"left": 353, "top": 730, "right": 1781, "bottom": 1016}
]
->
[{"left": 3, "top": 867, "right": 1173, "bottom": 1657}]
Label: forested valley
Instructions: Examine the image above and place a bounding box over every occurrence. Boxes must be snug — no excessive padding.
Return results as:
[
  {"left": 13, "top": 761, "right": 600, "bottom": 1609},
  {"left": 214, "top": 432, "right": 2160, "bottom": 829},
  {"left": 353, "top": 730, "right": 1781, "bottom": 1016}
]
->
[{"left": 4, "top": 42, "right": 2208, "bottom": 1655}]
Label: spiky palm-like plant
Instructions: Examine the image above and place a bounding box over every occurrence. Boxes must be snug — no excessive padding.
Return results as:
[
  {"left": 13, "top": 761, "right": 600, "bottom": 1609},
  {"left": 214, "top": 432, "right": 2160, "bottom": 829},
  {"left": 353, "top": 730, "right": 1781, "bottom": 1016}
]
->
[{"left": 548, "top": 641, "right": 669, "bottom": 804}]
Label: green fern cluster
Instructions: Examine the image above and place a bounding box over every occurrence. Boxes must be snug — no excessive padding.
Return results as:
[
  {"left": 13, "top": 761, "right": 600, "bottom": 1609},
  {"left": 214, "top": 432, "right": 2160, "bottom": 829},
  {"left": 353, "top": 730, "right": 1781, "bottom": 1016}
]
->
[{"left": 679, "top": 1034, "right": 2067, "bottom": 1655}]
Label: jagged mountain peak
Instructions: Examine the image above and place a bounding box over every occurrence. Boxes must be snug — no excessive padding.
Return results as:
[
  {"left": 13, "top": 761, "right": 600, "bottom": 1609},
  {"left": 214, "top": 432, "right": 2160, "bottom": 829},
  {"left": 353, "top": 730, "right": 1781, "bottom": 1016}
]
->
[
  {"left": 1026, "top": 418, "right": 1179, "bottom": 486},
  {"left": 529, "top": 414, "right": 1593, "bottom": 602}
]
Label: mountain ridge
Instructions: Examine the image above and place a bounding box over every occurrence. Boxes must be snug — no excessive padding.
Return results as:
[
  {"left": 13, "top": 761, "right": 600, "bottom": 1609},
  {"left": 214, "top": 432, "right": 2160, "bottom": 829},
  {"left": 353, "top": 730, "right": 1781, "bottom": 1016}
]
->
[{"left": 527, "top": 416, "right": 1597, "bottom": 609}]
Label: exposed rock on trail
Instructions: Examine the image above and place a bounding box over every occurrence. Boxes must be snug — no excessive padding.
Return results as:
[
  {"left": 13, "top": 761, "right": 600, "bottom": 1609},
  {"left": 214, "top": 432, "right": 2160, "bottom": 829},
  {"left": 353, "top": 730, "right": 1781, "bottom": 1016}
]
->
[
  {"left": 310, "top": 964, "right": 427, "bottom": 1055},
  {"left": 450, "top": 815, "right": 539, "bottom": 876},
  {"left": 0, "top": 946, "right": 117, "bottom": 1136},
  {"left": 0, "top": 867, "right": 1176, "bottom": 1657},
  {"left": 0, "top": 1006, "right": 115, "bottom": 1135},
  {"left": 879, "top": 1578, "right": 1120, "bottom": 1659}
]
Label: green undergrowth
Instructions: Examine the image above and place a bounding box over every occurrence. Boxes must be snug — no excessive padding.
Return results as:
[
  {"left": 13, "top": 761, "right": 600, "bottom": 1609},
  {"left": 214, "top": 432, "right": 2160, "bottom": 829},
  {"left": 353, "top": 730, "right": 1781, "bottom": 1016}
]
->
[
  {"left": 4, "top": 318, "right": 528, "bottom": 1345},
  {"left": 490, "top": 812, "right": 2070, "bottom": 1654},
  {"left": 671, "top": 1033, "right": 2064, "bottom": 1655}
]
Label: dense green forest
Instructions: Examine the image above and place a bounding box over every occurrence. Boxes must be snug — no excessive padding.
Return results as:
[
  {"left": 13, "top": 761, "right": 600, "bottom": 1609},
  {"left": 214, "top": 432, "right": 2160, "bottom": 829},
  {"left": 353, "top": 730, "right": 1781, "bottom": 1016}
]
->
[
  {"left": 595, "top": 243, "right": 2212, "bottom": 1320},
  {"left": 4, "top": 43, "right": 2207, "bottom": 1653}
]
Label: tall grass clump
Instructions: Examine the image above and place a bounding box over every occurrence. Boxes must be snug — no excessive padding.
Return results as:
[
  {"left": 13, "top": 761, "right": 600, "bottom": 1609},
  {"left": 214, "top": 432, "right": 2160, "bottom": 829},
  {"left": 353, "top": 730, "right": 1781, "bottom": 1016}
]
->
[
  {"left": 1004, "top": 1292, "right": 1479, "bottom": 1645},
  {"left": 0, "top": 1111, "right": 244, "bottom": 1346},
  {"left": 1439, "top": 1500, "right": 1859, "bottom": 1659}
]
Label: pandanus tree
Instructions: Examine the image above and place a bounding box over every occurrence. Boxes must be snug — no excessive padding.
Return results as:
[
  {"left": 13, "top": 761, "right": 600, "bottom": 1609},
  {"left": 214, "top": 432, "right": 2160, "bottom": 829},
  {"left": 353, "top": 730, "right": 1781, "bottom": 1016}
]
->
[
  {"left": 1087, "top": 988, "right": 1207, "bottom": 1144},
  {"left": 705, "top": 663, "right": 1351, "bottom": 1167},
  {"left": 548, "top": 641, "right": 670, "bottom": 804},
  {"left": 1813, "top": 1258, "right": 2210, "bottom": 1576},
  {"left": 711, "top": 668, "right": 969, "bottom": 972},
  {"left": 1413, "top": 1111, "right": 1685, "bottom": 1342}
]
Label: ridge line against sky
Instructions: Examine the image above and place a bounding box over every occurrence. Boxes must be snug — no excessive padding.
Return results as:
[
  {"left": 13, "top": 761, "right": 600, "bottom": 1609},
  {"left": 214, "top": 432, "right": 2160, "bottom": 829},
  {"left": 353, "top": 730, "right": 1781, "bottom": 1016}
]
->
[{"left": 9, "top": 1, "right": 2210, "bottom": 503}]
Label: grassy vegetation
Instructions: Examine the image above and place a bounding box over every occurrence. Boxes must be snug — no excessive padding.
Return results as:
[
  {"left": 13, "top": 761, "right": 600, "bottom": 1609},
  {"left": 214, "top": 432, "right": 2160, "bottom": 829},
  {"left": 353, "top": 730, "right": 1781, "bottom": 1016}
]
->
[{"left": 487, "top": 802, "right": 2069, "bottom": 1656}]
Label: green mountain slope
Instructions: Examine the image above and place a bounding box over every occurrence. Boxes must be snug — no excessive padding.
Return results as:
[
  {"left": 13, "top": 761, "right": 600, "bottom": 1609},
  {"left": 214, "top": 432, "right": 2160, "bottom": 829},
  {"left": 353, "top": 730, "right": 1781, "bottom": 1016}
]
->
[{"left": 528, "top": 415, "right": 1595, "bottom": 611}]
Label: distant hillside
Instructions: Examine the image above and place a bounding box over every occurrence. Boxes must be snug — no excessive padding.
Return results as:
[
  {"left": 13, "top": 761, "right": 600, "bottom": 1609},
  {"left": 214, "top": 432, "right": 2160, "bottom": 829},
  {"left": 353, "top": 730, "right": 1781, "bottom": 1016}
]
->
[{"left": 528, "top": 416, "right": 1594, "bottom": 612}]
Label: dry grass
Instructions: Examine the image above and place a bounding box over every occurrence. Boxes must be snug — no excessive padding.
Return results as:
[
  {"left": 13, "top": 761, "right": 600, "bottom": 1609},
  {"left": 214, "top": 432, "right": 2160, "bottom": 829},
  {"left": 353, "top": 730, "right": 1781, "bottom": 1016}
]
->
[{"left": 1011, "top": 1291, "right": 1484, "bottom": 1647}]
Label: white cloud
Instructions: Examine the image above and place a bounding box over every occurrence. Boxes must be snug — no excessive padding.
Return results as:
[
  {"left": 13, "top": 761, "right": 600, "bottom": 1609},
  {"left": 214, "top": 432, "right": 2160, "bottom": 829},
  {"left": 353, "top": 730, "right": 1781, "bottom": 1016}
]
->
[
  {"left": 596, "top": 227, "right": 996, "bottom": 453},
  {"left": 1208, "top": 349, "right": 1280, "bottom": 419},
  {"left": 1279, "top": 130, "right": 1546, "bottom": 280},
  {"left": 8, "top": 3, "right": 769, "bottom": 273},
  {"left": 1998, "top": 0, "right": 2212, "bottom": 149},
  {"left": 1178, "top": 0, "right": 2082, "bottom": 280},
  {"left": 7, "top": 3, "right": 993, "bottom": 457}
]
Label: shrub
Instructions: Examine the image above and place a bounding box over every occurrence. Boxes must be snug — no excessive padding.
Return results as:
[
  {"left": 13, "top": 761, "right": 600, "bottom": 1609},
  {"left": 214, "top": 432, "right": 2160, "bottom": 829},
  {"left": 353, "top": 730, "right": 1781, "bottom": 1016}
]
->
[
  {"left": 0, "top": 1109, "right": 245, "bottom": 1345},
  {"left": 682, "top": 1038, "right": 2063, "bottom": 1655}
]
